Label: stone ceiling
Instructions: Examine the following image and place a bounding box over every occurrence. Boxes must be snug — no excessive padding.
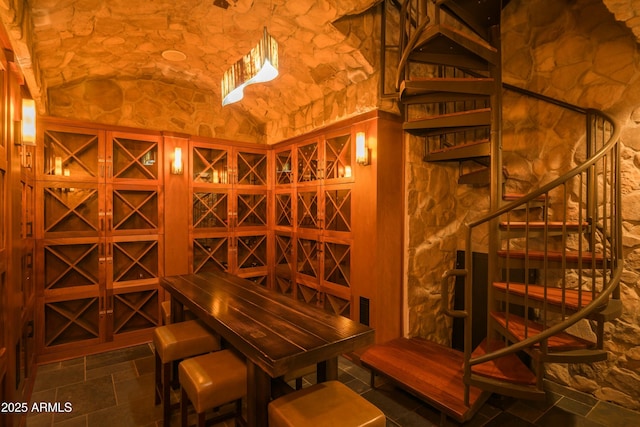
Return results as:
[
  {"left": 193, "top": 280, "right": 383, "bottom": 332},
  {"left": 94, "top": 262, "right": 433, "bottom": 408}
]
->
[{"left": 0, "top": 0, "right": 384, "bottom": 143}]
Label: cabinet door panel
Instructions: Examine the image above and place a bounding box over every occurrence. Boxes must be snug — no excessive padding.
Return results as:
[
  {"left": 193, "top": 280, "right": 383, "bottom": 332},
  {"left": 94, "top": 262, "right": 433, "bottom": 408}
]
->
[
  {"left": 112, "top": 286, "right": 159, "bottom": 335},
  {"left": 324, "top": 133, "right": 353, "bottom": 182},
  {"left": 236, "top": 192, "right": 268, "bottom": 227},
  {"left": 297, "top": 141, "right": 320, "bottom": 183},
  {"left": 43, "top": 242, "right": 100, "bottom": 291},
  {"left": 275, "top": 192, "right": 292, "bottom": 227},
  {"left": 43, "top": 129, "right": 100, "bottom": 180},
  {"left": 275, "top": 148, "right": 293, "bottom": 185},
  {"left": 324, "top": 188, "right": 351, "bottom": 232},
  {"left": 236, "top": 233, "right": 268, "bottom": 272},
  {"left": 192, "top": 146, "right": 229, "bottom": 184},
  {"left": 323, "top": 241, "right": 351, "bottom": 289},
  {"left": 236, "top": 150, "right": 267, "bottom": 186},
  {"left": 111, "top": 136, "right": 159, "bottom": 181},
  {"left": 111, "top": 239, "right": 159, "bottom": 284},
  {"left": 192, "top": 236, "right": 230, "bottom": 273},
  {"left": 193, "top": 191, "right": 229, "bottom": 231},
  {"left": 297, "top": 190, "right": 320, "bottom": 229},
  {"left": 42, "top": 185, "right": 100, "bottom": 237},
  {"left": 112, "top": 188, "right": 160, "bottom": 231},
  {"left": 296, "top": 237, "right": 320, "bottom": 279},
  {"left": 44, "top": 296, "right": 100, "bottom": 348}
]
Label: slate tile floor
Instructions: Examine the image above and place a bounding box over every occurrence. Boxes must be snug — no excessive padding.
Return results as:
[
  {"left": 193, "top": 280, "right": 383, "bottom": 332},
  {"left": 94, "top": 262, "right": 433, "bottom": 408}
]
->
[{"left": 25, "top": 343, "right": 640, "bottom": 427}]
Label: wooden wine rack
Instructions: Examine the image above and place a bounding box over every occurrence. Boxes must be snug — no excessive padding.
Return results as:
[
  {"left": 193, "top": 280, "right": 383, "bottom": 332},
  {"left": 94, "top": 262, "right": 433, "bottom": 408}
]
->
[
  {"left": 273, "top": 129, "right": 354, "bottom": 319},
  {"left": 36, "top": 123, "right": 163, "bottom": 359},
  {"left": 189, "top": 140, "right": 270, "bottom": 283}
]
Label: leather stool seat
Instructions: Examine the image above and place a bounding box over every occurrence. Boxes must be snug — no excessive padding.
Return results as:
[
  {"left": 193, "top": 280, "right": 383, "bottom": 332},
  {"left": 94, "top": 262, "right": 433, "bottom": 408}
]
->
[
  {"left": 154, "top": 320, "right": 221, "bottom": 427},
  {"left": 268, "top": 380, "right": 386, "bottom": 427},
  {"left": 179, "top": 349, "right": 247, "bottom": 427}
]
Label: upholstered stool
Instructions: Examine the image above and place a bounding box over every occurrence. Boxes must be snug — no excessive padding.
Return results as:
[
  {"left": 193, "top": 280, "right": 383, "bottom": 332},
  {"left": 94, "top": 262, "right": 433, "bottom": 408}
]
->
[
  {"left": 154, "top": 320, "right": 221, "bottom": 427},
  {"left": 179, "top": 349, "right": 247, "bottom": 427},
  {"left": 283, "top": 365, "right": 316, "bottom": 390},
  {"left": 268, "top": 380, "right": 386, "bottom": 427}
]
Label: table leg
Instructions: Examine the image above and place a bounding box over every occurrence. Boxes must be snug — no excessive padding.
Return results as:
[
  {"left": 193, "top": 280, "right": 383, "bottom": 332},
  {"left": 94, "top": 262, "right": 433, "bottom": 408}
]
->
[
  {"left": 246, "top": 360, "right": 271, "bottom": 427},
  {"left": 317, "top": 356, "right": 338, "bottom": 382},
  {"left": 170, "top": 295, "right": 184, "bottom": 323}
]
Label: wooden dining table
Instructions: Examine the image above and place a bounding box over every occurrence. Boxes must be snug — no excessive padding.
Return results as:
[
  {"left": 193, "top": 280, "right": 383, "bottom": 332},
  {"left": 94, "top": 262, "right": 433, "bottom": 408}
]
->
[{"left": 160, "top": 271, "right": 375, "bottom": 427}]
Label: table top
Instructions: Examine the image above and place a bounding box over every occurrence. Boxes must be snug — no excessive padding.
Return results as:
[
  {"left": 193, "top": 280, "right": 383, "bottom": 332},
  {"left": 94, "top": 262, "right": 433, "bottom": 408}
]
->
[{"left": 160, "top": 271, "right": 375, "bottom": 377}]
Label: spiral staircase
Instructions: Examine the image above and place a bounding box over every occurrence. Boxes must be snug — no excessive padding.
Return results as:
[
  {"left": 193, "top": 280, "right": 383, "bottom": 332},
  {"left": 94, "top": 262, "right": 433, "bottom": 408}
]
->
[{"left": 361, "top": 0, "right": 623, "bottom": 423}]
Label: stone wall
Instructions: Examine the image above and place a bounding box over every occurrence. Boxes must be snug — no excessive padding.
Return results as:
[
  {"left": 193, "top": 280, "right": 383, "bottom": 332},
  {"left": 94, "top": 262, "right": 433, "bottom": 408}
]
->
[
  {"left": 42, "top": 5, "right": 388, "bottom": 144},
  {"left": 406, "top": 0, "right": 640, "bottom": 409}
]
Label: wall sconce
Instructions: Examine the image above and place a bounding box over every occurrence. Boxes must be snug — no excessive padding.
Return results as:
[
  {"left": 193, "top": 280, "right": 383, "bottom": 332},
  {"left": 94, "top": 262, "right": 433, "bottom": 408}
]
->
[
  {"left": 21, "top": 98, "right": 37, "bottom": 146},
  {"left": 355, "top": 131, "right": 369, "bottom": 166},
  {"left": 171, "top": 147, "right": 184, "bottom": 175}
]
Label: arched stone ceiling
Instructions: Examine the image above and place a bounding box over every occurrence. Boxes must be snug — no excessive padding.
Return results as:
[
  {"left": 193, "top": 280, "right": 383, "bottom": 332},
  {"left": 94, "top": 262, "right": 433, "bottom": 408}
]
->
[{"left": 1, "top": 0, "right": 384, "bottom": 143}]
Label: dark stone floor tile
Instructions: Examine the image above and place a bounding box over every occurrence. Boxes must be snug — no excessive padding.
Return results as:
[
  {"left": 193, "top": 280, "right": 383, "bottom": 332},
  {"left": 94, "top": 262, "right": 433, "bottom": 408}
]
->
[
  {"left": 53, "top": 374, "right": 117, "bottom": 423},
  {"left": 33, "top": 363, "right": 85, "bottom": 393},
  {"left": 26, "top": 411, "right": 53, "bottom": 427},
  {"left": 393, "top": 406, "right": 440, "bottom": 427},
  {"left": 87, "top": 399, "right": 162, "bottom": 427},
  {"left": 544, "top": 380, "right": 598, "bottom": 408},
  {"left": 85, "top": 344, "right": 152, "bottom": 370},
  {"left": 361, "top": 385, "right": 423, "bottom": 422},
  {"left": 337, "top": 368, "right": 357, "bottom": 384},
  {"left": 555, "top": 396, "right": 594, "bottom": 417},
  {"left": 36, "top": 356, "right": 84, "bottom": 375},
  {"left": 53, "top": 414, "right": 87, "bottom": 427},
  {"left": 339, "top": 358, "right": 372, "bottom": 384},
  {"left": 587, "top": 400, "right": 640, "bottom": 427},
  {"left": 484, "top": 411, "right": 538, "bottom": 427},
  {"left": 113, "top": 372, "right": 155, "bottom": 406},
  {"left": 342, "top": 377, "right": 372, "bottom": 395},
  {"left": 134, "top": 355, "right": 155, "bottom": 376},
  {"left": 534, "top": 406, "right": 605, "bottom": 427},
  {"left": 86, "top": 360, "right": 137, "bottom": 382}
]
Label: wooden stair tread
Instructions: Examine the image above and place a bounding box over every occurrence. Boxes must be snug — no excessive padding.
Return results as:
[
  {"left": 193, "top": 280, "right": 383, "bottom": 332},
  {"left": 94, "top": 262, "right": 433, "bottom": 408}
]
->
[
  {"left": 400, "top": 78, "right": 494, "bottom": 98},
  {"left": 404, "top": 108, "right": 491, "bottom": 134},
  {"left": 426, "top": 139, "right": 490, "bottom": 162},
  {"left": 497, "top": 249, "right": 605, "bottom": 267},
  {"left": 470, "top": 339, "right": 536, "bottom": 385},
  {"left": 361, "top": 337, "right": 487, "bottom": 422},
  {"left": 490, "top": 312, "right": 596, "bottom": 352},
  {"left": 492, "top": 282, "right": 599, "bottom": 311},
  {"left": 413, "top": 23, "right": 498, "bottom": 64},
  {"left": 503, "top": 193, "right": 547, "bottom": 202},
  {"left": 499, "top": 221, "right": 589, "bottom": 231}
]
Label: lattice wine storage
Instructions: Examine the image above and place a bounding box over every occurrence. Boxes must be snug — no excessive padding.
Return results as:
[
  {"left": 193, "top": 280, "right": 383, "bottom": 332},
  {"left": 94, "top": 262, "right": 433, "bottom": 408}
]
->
[
  {"left": 275, "top": 148, "right": 293, "bottom": 185},
  {"left": 189, "top": 141, "right": 269, "bottom": 280},
  {"left": 112, "top": 136, "right": 159, "bottom": 180},
  {"left": 192, "top": 237, "right": 230, "bottom": 272},
  {"left": 193, "top": 191, "right": 229, "bottom": 230},
  {"left": 37, "top": 123, "right": 163, "bottom": 357},
  {"left": 112, "top": 287, "right": 159, "bottom": 334},
  {"left": 44, "top": 297, "right": 100, "bottom": 347},
  {"left": 274, "top": 233, "right": 293, "bottom": 296},
  {"left": 236, "top": 151, "right": 267, "bottom": 186},
  {"left": 324, "top": 134, "right": 352, "bottom": 181}
]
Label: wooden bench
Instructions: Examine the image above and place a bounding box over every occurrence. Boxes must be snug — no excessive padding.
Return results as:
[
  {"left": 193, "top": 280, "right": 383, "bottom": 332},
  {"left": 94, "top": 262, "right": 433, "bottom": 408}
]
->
[{"left": 360, "top": 337, "right": 489, "bottom": 423}]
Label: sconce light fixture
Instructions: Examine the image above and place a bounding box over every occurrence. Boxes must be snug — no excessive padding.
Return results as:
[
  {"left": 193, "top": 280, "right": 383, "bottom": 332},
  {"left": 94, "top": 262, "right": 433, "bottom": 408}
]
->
[
  {"left": 355, "top": 131, "right": 369, "bottom": 166},
  {"left": 221, "top": 27, "right": 279, "bottom": 106},
  {"left": 21, "top": 98, "right": 37, "bottom": 146},
  {"left": 171, "top": 147, "right": 184, "bottom": 175}
]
